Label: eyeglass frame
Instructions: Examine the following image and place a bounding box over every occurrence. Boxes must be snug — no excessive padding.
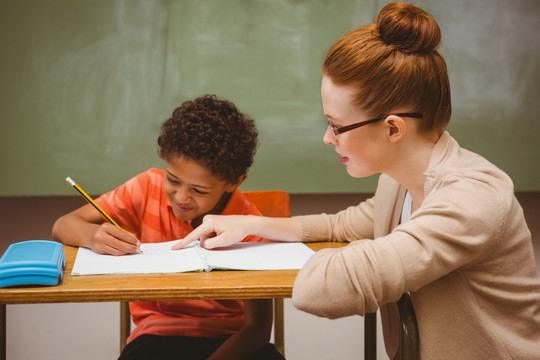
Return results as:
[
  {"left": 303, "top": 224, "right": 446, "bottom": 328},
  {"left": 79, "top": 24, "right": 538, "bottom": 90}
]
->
[{"left": 328, "top": 112, "right": 423, "bottom": 136}]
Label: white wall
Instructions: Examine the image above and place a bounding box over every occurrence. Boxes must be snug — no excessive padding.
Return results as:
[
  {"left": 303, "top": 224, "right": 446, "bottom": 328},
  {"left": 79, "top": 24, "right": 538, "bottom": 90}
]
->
[
  {"left": 282, "top": 299, "right": 388, "bottom": 360},
  {"left": 8, "top": 303, "right": 118, "bottom": 359},
  {"left": 7, "top": 299, "right": 389, "bottom": 360}
]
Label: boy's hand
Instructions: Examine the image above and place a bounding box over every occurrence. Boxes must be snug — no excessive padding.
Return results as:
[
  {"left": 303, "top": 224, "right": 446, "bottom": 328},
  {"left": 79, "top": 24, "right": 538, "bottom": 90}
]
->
[
  {"left": 172, "top": 215, "right": 249, "bottom": 250},
  {"left": 90, "top": 223, "right": 141, "bottom": 255}
]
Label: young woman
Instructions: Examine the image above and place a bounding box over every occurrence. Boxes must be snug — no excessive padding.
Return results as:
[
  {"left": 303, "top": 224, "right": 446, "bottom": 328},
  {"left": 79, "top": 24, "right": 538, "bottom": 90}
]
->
[
  {"left": 174, "top": 3, "right": 540, "bottom": 359},
  {"left": 53, "top": 95, "right": 284, "bottom": 360}
]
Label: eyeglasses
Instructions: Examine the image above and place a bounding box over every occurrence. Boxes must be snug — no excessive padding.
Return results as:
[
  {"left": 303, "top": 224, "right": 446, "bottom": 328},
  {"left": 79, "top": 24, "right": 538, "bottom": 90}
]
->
[{"left": 328, "top": 112, "right": 423, "bottom": 136}]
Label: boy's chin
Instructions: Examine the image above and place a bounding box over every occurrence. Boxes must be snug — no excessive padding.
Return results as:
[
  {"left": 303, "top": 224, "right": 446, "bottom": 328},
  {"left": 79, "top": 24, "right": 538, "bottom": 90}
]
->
[{"left": 172, "top": 210, "right": 196, "bottom": 222}]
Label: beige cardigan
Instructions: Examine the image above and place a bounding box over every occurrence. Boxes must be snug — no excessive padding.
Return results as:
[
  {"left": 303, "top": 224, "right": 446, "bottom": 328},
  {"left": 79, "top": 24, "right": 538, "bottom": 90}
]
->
[{"left": 292, "top": 132, "right": 540, "bottom": 359}]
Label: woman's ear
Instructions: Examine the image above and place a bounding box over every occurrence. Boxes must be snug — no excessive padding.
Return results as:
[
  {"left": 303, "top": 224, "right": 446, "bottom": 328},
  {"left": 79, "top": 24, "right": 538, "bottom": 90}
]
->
[
  {"left": 384, "top": 115, "right": 406, "bottom": 143},
  {"left": 225, "top": 174, "right": 248, "bottom": 192}
]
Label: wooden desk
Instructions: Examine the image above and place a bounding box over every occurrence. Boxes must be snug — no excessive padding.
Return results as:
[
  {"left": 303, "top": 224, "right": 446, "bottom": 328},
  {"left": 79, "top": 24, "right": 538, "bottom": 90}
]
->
[
  {"left": 0, "top": 242, "right": 345, "bottom": 304},
  {"left": 1, "top": 242, "right": 369, "bottom": 359}
]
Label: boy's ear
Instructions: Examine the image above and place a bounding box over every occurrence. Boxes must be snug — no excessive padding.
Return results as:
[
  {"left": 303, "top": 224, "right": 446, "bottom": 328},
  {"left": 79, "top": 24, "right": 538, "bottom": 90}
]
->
[{"left": 225, "top": 174, "right": 248, "bottom": 192}]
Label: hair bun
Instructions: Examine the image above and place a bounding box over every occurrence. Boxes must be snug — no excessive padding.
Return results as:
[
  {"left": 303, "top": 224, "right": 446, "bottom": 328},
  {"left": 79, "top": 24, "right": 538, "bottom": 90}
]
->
[{"left": 376, "top": 2, "right": 441, "bottom": 54}]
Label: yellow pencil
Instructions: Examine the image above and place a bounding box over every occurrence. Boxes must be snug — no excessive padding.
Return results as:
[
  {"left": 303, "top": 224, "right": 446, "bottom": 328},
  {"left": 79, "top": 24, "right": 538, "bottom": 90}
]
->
[
  {"left": 66, "top": 177, "right": 122, "bottom": 228},
  {"left": 65, "top": 177, "right": 142, "bottom": 254}
]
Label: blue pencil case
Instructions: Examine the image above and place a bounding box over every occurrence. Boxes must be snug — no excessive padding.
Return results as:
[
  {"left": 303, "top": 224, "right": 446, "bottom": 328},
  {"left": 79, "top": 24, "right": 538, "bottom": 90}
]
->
[{"left": 0, "top": 240, "right": 66, "bottom": 287}]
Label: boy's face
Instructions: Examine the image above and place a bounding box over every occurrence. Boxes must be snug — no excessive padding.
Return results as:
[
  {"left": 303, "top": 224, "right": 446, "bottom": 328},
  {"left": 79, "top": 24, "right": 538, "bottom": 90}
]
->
[{"left": 163, "top": 156, "right": 238, "bottom": 222}]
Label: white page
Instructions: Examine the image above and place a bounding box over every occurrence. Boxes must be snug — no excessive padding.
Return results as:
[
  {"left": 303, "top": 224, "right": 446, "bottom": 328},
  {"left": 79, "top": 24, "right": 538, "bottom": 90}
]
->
[
  {"left": 71, "top": 241, "right": 204, "bottom": 275},
  {"left": 71, "top": 240, "right": 315, "bottom": 275},
  {"left": 201, "top": 242, "right": 315, "bottom": 271}
]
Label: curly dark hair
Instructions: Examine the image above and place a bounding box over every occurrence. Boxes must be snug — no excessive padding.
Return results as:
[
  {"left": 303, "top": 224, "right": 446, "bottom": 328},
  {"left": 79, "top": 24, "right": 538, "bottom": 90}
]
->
[{"left": 157, "top": 95, "right": 258, "bottom": 184}]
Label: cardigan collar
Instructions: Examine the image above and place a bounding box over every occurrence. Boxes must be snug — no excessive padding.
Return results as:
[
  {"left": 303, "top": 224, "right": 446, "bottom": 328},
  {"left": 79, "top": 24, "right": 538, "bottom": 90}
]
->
[{"left": 422, "top": 131, "right": 454, "bottom": 197}]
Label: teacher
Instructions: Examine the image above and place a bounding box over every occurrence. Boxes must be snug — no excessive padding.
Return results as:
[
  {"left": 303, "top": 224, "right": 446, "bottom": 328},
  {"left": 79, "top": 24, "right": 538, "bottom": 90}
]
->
[{"left": 174, "top": 2, "right": 540, "bottom": 359}]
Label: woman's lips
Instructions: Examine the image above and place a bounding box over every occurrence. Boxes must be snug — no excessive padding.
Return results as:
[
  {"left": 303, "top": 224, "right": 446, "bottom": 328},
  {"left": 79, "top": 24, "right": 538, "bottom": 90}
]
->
[{"left": 340, "top": 156, "right": 349, "bottom": 164}]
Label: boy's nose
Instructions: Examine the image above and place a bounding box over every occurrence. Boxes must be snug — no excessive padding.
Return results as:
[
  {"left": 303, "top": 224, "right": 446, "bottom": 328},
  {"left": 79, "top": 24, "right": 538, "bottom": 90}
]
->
[{"left": 175, "top": 187, "right": 191, "bottom": 203}]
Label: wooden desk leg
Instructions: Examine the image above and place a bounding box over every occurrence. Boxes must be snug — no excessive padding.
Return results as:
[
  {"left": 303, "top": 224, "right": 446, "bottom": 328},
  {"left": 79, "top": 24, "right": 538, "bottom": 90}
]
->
[
  {"left": 120, "top": 302, "right": 131, "bottom": 352},
  {"left": 0, "top": 304, "right": 5, "bottom": 360},
  {"left": 274, "top": 298, "right": 285, "bottom": 356},
  {"left": 364, "top": 312, "right": 377, "bottom": 360}
]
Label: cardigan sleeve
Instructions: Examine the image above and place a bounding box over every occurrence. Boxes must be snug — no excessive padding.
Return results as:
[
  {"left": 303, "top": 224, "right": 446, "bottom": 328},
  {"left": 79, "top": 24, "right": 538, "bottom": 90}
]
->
[
  {"left": 295, "top": 196, "right": 376, "bottom": 243},
  {"left": 292, "top": 174, "right": 509, "bottom": 318}
]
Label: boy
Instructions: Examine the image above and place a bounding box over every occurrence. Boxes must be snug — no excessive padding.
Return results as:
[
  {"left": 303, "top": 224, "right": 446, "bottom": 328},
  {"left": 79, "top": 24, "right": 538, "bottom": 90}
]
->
[{"left": 52, "top": 95, "right": 284, "bottom": 360}]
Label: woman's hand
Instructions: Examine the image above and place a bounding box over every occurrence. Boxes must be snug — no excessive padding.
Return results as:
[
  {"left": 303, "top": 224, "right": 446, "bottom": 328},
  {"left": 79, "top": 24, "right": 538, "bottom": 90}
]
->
[
  {"left": 172, "top": 215, "right": 253, "bottom": 250},
  {"left": 172, "top": 214, "right": 302, "bottom": 250}
]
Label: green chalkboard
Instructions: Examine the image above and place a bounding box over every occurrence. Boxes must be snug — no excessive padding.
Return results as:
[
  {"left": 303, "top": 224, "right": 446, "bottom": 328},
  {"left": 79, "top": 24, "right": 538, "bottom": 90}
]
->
[{"left": 1, "top": 0, "right": 539, "bottom": 196}]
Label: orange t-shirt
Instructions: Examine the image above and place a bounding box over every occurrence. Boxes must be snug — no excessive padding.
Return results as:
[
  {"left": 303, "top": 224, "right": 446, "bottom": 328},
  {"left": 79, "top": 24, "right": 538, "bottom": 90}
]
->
[{"left": 96, "top": 168, "right": 265, "bottom": 343}]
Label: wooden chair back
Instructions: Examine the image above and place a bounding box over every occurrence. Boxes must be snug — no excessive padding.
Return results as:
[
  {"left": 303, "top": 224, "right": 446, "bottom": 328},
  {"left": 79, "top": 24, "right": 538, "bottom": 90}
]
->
[{"left": 244, "top": 190, "right": 289, "bottom": 355}]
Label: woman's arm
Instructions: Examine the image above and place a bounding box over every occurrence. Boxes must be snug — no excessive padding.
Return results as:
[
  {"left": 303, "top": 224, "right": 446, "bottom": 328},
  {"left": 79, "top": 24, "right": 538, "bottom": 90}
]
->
[
  {"left": 52, "top": 203, "right": 140, "bottom": 255},
  {"left": 173, "top": 215, "right": 303, "bottom": 250},
  {"left": 173, "top": 195, "right": 376, "bottom": 251},
  {"left": 207, "top": 299, "right": 274, "bottom": 360}
]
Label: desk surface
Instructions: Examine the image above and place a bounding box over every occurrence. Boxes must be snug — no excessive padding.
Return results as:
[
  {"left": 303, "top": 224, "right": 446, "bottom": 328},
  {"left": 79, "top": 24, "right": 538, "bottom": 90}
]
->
[{"left": 0, "top": 242, "right": 345, "bottom": 304}]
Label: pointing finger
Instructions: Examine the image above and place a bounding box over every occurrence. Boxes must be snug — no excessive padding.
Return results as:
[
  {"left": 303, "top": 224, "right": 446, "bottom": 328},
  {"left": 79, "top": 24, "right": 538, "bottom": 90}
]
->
[{"left": 172, "top": 226, "right": 205, "bottom": 250}]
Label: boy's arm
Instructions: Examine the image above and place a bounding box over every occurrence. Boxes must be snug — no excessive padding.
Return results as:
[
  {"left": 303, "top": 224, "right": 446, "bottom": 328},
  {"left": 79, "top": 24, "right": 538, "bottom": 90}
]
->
[
  {"left": 207, "top": 299, "right": 274, "bottom": 360},
  {"left": 52, "top": 203, "right": 140, "bottom": 255}
]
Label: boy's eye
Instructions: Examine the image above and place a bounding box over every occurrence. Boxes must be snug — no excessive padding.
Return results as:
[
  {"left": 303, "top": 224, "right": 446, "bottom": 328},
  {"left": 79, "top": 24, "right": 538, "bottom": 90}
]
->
[{"left": 167, "top": 176, "right": 208, "bottom": 195}]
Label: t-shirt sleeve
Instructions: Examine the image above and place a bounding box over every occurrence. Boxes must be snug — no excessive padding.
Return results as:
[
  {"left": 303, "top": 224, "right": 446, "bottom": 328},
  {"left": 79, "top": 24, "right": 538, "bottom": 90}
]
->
[{"left": 94, "top": 171, "right": 156, "bottom": 237}]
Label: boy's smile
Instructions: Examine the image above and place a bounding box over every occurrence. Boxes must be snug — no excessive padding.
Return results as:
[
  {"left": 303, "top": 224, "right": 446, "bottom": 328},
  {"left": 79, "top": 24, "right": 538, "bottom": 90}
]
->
[{"left": 163, "top": 155, "right": 238, "bottom": 224}]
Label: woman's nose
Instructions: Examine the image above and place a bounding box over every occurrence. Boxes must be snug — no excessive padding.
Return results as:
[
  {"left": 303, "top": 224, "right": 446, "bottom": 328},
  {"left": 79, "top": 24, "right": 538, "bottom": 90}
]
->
[{"left": 323, "top": 126, "right": 337, "bottom": 145}]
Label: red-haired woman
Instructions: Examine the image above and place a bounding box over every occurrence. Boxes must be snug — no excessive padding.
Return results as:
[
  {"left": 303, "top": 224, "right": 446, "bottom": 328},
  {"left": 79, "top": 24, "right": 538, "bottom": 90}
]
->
[{"left": 176, "top": 3, "right": 540, "bottom": 359}]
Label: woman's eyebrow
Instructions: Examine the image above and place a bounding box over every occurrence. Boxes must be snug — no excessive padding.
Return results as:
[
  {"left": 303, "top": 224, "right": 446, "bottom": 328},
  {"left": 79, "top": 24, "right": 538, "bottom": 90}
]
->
[{"left": 325, "top": 114, "right": 341, "bottom": 122}]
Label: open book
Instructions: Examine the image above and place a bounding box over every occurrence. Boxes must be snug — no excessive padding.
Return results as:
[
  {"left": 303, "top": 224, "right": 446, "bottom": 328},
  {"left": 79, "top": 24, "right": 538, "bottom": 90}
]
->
[{"left": 71, "top": 240, "right": 315, "bottom": 275}]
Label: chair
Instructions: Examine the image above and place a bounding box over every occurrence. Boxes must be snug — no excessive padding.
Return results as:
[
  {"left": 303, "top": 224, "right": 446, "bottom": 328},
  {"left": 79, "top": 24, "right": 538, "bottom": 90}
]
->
[
  {"left": 396, "top": 293, "right": 419, "bottom": 359},
  {"left": 364, "top": 295, "right": 419, "bottom": 360},
  {"left": 120, "top": 190, "right": 290, "bottom": 356}
]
